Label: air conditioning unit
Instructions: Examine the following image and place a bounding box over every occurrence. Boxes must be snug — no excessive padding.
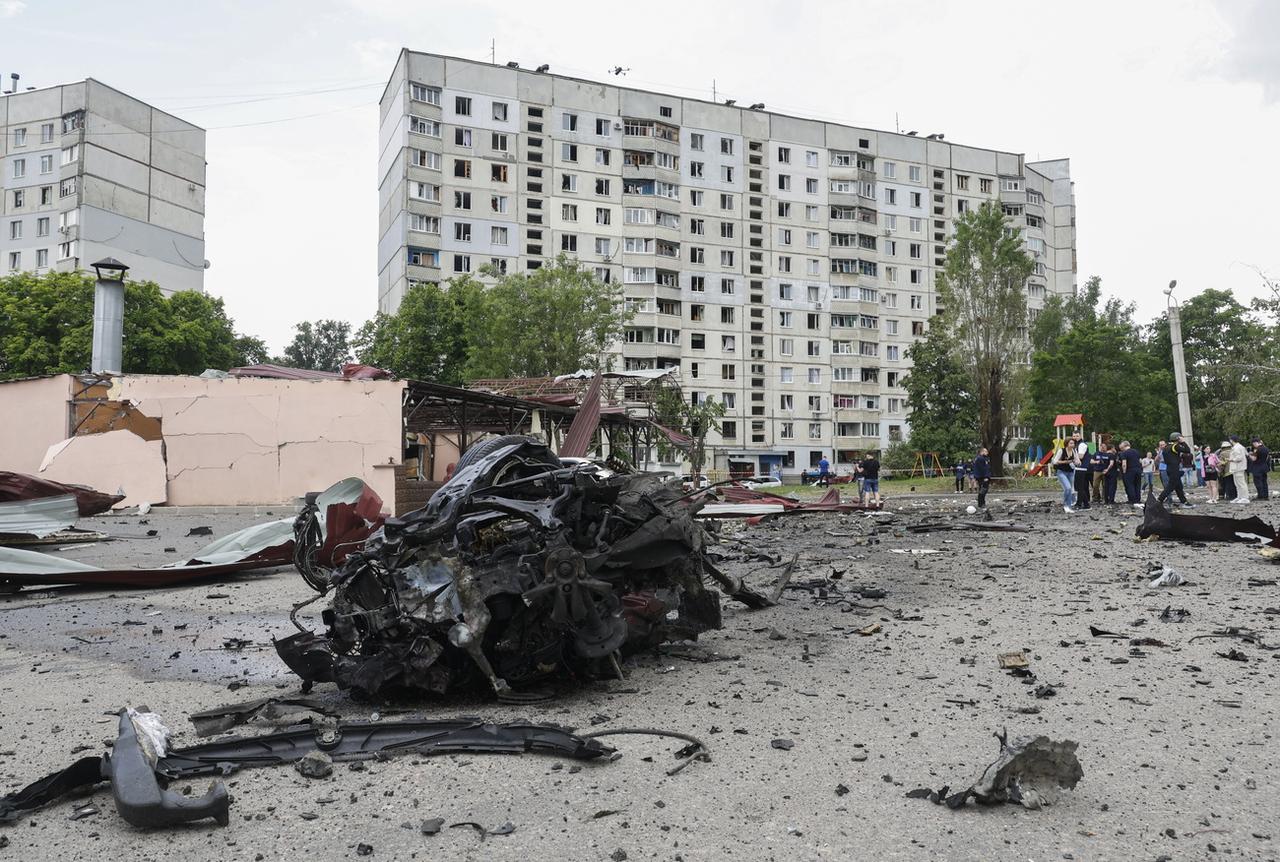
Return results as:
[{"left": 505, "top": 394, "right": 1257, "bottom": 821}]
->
[
  {"left": 883, "top": 227, "right": 895, "bottom": 235},
  {"left": 613, "top": 121, "right": 622, "bottom": 131},
  {"left": 811, "top": 302, "right": 822, "bottom": 310}
]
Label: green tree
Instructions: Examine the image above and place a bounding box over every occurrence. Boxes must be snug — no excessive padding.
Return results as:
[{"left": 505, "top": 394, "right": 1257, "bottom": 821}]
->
[
  {"left": 902, "top": 314, "right": 979, "bottom": 459},
  {"left": 1024, "top": 288, "right": 1176, "bottom": 450},
  {"left": 0, "top": 269, "right": 258, "bottom": 378},
  {"left": 233, "top": 334, "right": 270, "bottom": 366},
  {"left": 461, "top": 255, "right": 630, "bottom": 379},
  {"left": 652, "top": 385, "right": 725, "bottom": 476},
  {"left": 282, "top": 319, "right": 352, "bottom": 372},
  {"left": 935, "top": 201, "right": 1035, "bottom": 475},
  {"left": 1030, "top": 275, "right": 1102, "bottom": 354},
  {"left": 352, "top": 281, "right": 473, "bottom": 384}
]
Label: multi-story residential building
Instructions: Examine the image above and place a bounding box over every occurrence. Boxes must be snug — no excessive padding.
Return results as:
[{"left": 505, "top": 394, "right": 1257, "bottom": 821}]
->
[
  {"left": 1, "top": 79, "right": 206, "bottom": 293},
  {"left": 377, "top": 51, "right": 1076, "bottom": 477}
]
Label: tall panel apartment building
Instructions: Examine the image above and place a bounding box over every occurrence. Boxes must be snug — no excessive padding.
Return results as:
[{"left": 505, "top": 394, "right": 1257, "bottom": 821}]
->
[
  {"left": 377, "top": 51, "right": 1075, "bottom": 477},
  {"left": 1, "top": 79, "right": 206, "bottom": 293}
]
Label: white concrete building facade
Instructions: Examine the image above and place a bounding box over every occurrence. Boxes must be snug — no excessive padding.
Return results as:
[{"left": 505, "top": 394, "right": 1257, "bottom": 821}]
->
[
  {"left": 1, "top": 79, "right": 206, "bottom": 294},
  {"left": 377, "top": 51, "right": 1076, "bottom": 477}
]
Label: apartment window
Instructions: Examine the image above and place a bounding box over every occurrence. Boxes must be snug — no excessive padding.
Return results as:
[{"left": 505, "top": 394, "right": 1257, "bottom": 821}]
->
[
  {"left": 909, "top": 243, "right": 922, "bottom": 259},
  {"left": 688, "top": 160, "right": 706, "bottom": 179},
  {"left": 778, "top": 174, "right": 791, "bottom": 191},
  {"left": 6, "top": 252, "right": 18, "bottom": 271},
  {"left": 721, "top": 362, "right": 736, "bottom": 379},
  {"left": 454, "top": 128, "right": 472, "bottom": 148},
  {"left": 910, "top": 191, "right": 922, "bottom": 208},
  {"left": 688, "top": 247, "right": 705, "bottom": 264},
  {"left": 808, "top": 368, "right": 821, "bottom": 384},
  {"left": 593, "top": 148, "right": 611, "bottom": 168},
  {"left": 656, "top": 328, "right": 679, "bottom": 345},
  {"left": 690, "top": 275, "right": 705, "bottom": 291},
  {"left": 777, "top": 147, "right": 791, "bottom": 164},
  {"left": 909, "top": 269, "right": 922, "bottom": 285},
  {"left": 804, "top": 205, "right": 818, "bottom": 222},
  {"left": 778, "top": 283, "right": 793, "bottom": 300},
  {"left": 36, "top": 217, "right": 49, "bottom": 237},
  {"left": 719, "top": 193, "right": 734, "bottom": 210},
  {"left": 956, "top": 174, "right": 970, "bottom": 191},
  {"left": 624, "top": 237, "right": 652, "bottom": 253},
  {"left": 12, "top": 159, "right": 25, "bottom": 179},
  {"left": 885, "top": 319, "right": 899, "bottom": 335},
  {"left": 594, "top": 118, "right": 610, "bottom": 136},
  {"left": 780, "top": 367, "right": 794, "bottom": 383},
  {"left": 62, "top": 111, "right": 83, "bottom": 134},
  {"left": 489, "top": 225, "right": 508, "bottom": 245},
  {"left": 720, "top": 249, "right": 734, "bottom": 267},
  {"left": 800, "top": 177, "right": 815, "bottom": 194},
  {"left": 780, "top": 420, "right": 795, "bottom": 439},
  {"left": 562, "top": 203, "right": 578, "bottom": 221},
  {"left": 562, "top": 234, "right": 578, "bottom": 252},
  {"left": 491, "top": 194, "right": 509, "bottom": 213},
  {"left": 720, "top": 277, "right": 735, "bottom": 294},
  {"left": 980, "top": 178, "right": 993, "bottom": 194},
  {"left": 910, "top": 294, "right": 923, "bottom": 310},
  {"left": 777, "top": 201, "right": 792, "bottom": 219},
  {"left": 36, "top": 248, "right": 48, "bottom": 268},
  {"left": 885, "top": 188, "right": 897, "bottom": 205},
  {"left": 454, "top": 222, "right": 472, "bottom": 242},
  {"left": 489, "top": 101, "right": 508, "bottom": 121},
  {"left": 886, "top": 346, "right": 900, "bottom": 361},
  {"left": 1000, "top": 177, "right": 1022, "bottom": 192},
  {"left": 909, "top": 217, "right": 922, "bottom": 232},
  {"left": 454, "top": 190, "right": 472, "bottom": 209},
  {"left": 485, "top": 163, "right": 506, "bottom": 183},
  {"left": 908, "top": 165, "right": 922, "bottom": 182},
  {"left": 8, "top": 221, "right": 20, "bottom": 240},
  {"left": 594, "top": 207, "right": 611, "bottom": 226},
  {"left": 40, "top": 122, "right": 54, "bottom": 143},
  {"left": 690, "top": 190, "right": 704, "bottom": 207},
  {"left": 804, "top": 150, "right": 818, "bottom": 168},
  {"left": 453, "top": 159, "right": 471, "bottom": 179},
  {"left": 560, "top": 143, "right": 579, "bottom": 162},
  {"left": 58, "top": 210, "right": 78, "bottom": 230},
  {"left": 807, "top": 339, "right": 820, "bottom": 356},
  {"left": 779, "top": 310, "right": 793, "bottom": 327},
  {"left": 61, "top": 145, "right": 79, "bottom": 165},
  {"left": 453, "top": 254, "right": 471, "bottom": 273},
  {"left": 780, "top": 338, "right": 794, "bottom": 356},
  {"left": 720, "top": 165, "right": 734, "bottom": 183},
  {"left": 561, "top": 173, "right": 578, "bottom": 193},
  {"left": 12, "top": 128, "right": 25, "bottom": 147},
  {"left": 808, "top": 395, "right": 823, "bottom": 410},
  {"left": 408, "top": 214, "right": 439, "bottom": 234},
  {"left": 687, "top": 132, "right": 705, "bottom": 151},
  {"left": 451, "top": 96, "right": 471, "bottom": 116},
  {"left": 720, "top": 221, "right": 734, "bottom": 239},
  {"left": 595, "top": 178, "right": 611, "bottom": 196},
  {"left": 806, "top": 231, "right": 820, "bottom": 249},
  {"left": 720, "top": 137, "right": 734, "bottom": 155},
  {"left": 411, "top": 83, "right": 440, "bottom": 104},
  {"left": 410, "top": 116, "right": 441, "bottom": 137}
]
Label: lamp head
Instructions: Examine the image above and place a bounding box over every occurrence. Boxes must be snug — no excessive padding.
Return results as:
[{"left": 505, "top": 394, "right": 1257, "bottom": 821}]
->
[{"left": 91, "top": 257, "right": 129, "bottom": 283}]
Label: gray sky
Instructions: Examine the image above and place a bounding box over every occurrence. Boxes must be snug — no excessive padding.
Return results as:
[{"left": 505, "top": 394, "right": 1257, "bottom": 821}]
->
[{"left": 4, "top": 0, "right": 1278, "bottom": 351}]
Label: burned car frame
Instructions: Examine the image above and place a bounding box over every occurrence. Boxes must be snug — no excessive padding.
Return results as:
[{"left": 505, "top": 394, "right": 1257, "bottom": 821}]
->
[{"left": 276, "top": 436, "right": 767, "bottom": 699}]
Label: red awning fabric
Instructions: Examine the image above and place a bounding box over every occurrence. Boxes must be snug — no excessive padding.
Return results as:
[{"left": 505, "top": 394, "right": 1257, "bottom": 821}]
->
[
  {"left": 559, "top": 374, "right": 603, "bottom": 458},
  {"left": 652, "top": 422, "right": 693, "bottom": 450},
  {"left": 1054, "top": 414, "right": 1084, "bottom": 427}
]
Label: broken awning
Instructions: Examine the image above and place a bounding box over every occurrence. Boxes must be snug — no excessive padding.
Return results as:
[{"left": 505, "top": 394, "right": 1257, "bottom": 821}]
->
[
  {"left": 0, "top": 471, "right": 125, "bottom": 516},
  {"left": 0, "top": 476, "right": 385, "bottom": 588},
  {"left": 0, "top": 494, "right": 80, "bottom": 539},
  {"left": 227, "top": 364, "right": 392, "bottom": 381}
]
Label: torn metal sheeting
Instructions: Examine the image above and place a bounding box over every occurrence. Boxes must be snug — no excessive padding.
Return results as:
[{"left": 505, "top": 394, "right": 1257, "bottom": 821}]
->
[
  {"left": 1136, "top": 493, "right": 1277, "bottom": 543},
  {"left": 0, "top": 476, "right": 382, "bottom": 588},
  {"left": 0, "top": 494, "right": 80, "bottom": 539},
  {"left": 188, "top": 696, "right": 338, "bottom": 738},
  {"left": 0, "top": 471, "right": 124, "bottom": 516},
  {"left": 276, "top": 437, "right": 769, "bottom": 701}
]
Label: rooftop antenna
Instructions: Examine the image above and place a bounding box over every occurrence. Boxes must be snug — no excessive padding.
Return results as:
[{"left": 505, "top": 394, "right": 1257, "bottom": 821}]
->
[
  {"left": 609, "top": 66, "right": 629, "bottom": 76},
  {"left": 490, "top": 38, "right": 495, "bottom": 64},
  {"left": 712, "top": 79, "right": 716, "bottom": 102},
  {"left": 895, "top": 112, "right": 899, "bottom": 133}
]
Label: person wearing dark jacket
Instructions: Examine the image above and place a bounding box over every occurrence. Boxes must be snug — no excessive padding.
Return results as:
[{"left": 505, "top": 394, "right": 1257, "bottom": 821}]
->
[
  {"left": 1094, "top": 443, "right": 1118, "bottom": 505},
  {"left": 1072, "top": 439, "right": 1093, "bottom": 510},
  {"left": 972, "top": 448, "right": 991, "bottom": 508},
  {"left": 1249, "top": 437, "right": 1271, "bottom": 500},
  {"left": 1158, "top": 432, "right": 1192, "bottom": 508},
  {"left": 1118, "top": 441, "right": 1143, "bottom": 505},
  {"left": 953, "top": 459, "right": 967, "bottom": 493}
]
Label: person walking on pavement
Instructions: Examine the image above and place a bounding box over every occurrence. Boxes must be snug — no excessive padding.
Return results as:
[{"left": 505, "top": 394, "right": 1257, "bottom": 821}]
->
[
  {"left": 1156, "top": 440, "right": 1168, "bottom": 490},
  {"left": 1158, "top": 432, "right": 1192, "bottom": 508},
  {"left": 1072, "top": 438, "right": 1093, "bottom": 510},
  {"left": 973, "top": 447, "right": 992, "bottom": 508},
  {"left": 817, "top": 453, "right": 831, "bottom": 488},
  {"left": 1228, "top": 435, "right": 1250, "bottom": 504},
  {"left": 1249, "top": 437, "right": 1270, "bottom": 501},
  {"left": 1118, "top": 441, "right": 1142, "bottom": 505},
  {"left": 1141, "top": 451, "right": 1156, "bottom": 494},
  {"left": 1053, "top": 436, "right": 1078, "bottom": 512},
  {"left": 1176, "top": 436, "right": 1195, "bottom": 489},
  {"left": 1202, "top": 444, "right": 1220, "bottom": 503},
  {"left": 1219, "top": 440, "right": 1238, "bottom": 500}
]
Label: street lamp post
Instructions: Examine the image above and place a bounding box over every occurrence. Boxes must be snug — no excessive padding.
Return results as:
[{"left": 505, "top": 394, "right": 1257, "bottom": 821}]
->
[
  {"left": 1164, "top": 279, "right": 1194, "bottom": 447},
  {"left": 90, "top": 257, "right": 130, "bottom": 374}
]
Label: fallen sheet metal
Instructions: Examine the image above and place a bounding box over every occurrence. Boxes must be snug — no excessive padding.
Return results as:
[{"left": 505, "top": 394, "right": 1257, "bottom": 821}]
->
[
  {"left": 908, "top": 730, "right": 1083, "bottom": 810},
  {"left": 188, "top": 696, "right": 337, "bottom": 737},
  {"left": 0, "top": 476, "right": 383, "bottom": 588},
  {"left": 0, "top": 494, "right": 79, "bottom": 539},
  {"left": 0, "top": 471, "right": 125, "bottom": 516},
  {"left": 1136, "top": 492, "right": 1277, "bottom": 542},
  {"left": 719, "top": 483, "right": 882, "bottom": 514}
]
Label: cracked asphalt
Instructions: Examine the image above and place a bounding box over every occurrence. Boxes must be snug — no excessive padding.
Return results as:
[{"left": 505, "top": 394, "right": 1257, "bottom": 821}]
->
[{"left": 0, "top": 488, "right": 1276, "bottom": 861}]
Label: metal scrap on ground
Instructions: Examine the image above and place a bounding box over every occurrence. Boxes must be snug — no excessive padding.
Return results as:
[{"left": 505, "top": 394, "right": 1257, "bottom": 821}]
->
[{"left": 907, "top": 730, "right": 1084, "bottom": 810}]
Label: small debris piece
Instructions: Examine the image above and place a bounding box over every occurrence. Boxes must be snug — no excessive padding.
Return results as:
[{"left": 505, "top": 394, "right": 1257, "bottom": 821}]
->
[
  {"left": 355, "top": 844, "right": 373, "bottom": 856},
  {"left": 1159, "top": 606, "right": 1191, "bottom": 623},
  {"left": 1217, "top": 649, "right": 1248, "bottom": 662},
  {"left": 997, "top": 651, "right": 1029, "bottom": 670},
  {"left": 835, "top": 783, "right": 849, "bottom": 796},
  {"left": 611, "top": 850, "right": 629, "bottom": 862},
  {"left": 1034, "top": 684, "right": 1057, "bottom": 699},
  {"left": 856, "top": 623, "right": 882, "bottom": 637},
  {"left": 186, "top": 526, "right": 214, "bottom": 536},
  {"left": 488, "top": 822, "right": 516, "bottom": 836},
  {"left": 770, "top": 738, "right": 795, "bottom": 751},
  {"left": 1149, "top": 566, "right": 1184, "bottom": 588},
  {"left": 69, "top": 803, "right": 98, "bottom": 820},
  {"left": 908, "top": 730, "right": 1083, "bottom": 810},
  {"left": 420, "top": 817, "right": 444, "bottom": 835},
  {"left": 295, "top": 750, "right": 333, "bottom": 779}
]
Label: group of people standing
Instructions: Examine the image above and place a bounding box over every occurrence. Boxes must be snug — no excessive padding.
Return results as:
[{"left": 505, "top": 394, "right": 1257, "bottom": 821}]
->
[{"left": 1050, "top": 432, "right": 1270, "bottom": 513}]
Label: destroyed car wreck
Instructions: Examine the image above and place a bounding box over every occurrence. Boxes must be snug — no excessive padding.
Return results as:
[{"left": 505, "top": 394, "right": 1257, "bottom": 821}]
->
[{"left": 276, "top": 436, "right": 769, "bottom": 700}]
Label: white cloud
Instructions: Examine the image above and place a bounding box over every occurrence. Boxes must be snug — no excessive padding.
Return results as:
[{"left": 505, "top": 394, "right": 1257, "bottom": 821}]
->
[
  {"left": 1213, "top": 0, "right": 1280, "bottom": 101},
  {"left": 352, "top": 37, "right": 399, "bottom": 75},
  {"left": 0, "top": 1, "right": 26, "bottom": 18}
]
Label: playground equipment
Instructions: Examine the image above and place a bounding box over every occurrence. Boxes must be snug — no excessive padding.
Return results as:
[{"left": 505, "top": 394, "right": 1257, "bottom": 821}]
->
[
  {"left": 910, "top": 451, "right": 945, "bottom": 478},
  {"left": 1026, "top": 414, "right": 1084, "bottom": 477}
]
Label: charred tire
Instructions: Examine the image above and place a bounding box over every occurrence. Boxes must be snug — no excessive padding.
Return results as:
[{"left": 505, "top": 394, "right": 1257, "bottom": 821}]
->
[{"left": 455, "top": 434, "right": 542, "bottom": 472}]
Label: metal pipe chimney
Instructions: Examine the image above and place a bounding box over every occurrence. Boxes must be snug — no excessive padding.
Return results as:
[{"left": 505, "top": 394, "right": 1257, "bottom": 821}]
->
[{"left": 90, "top": 258, "right": 130, "bottom": 375}]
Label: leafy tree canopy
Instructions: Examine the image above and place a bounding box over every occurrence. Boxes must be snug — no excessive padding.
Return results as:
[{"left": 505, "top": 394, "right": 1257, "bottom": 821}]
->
[{"left": 281, "top": 319, "right": 352, "bottom": 372}]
